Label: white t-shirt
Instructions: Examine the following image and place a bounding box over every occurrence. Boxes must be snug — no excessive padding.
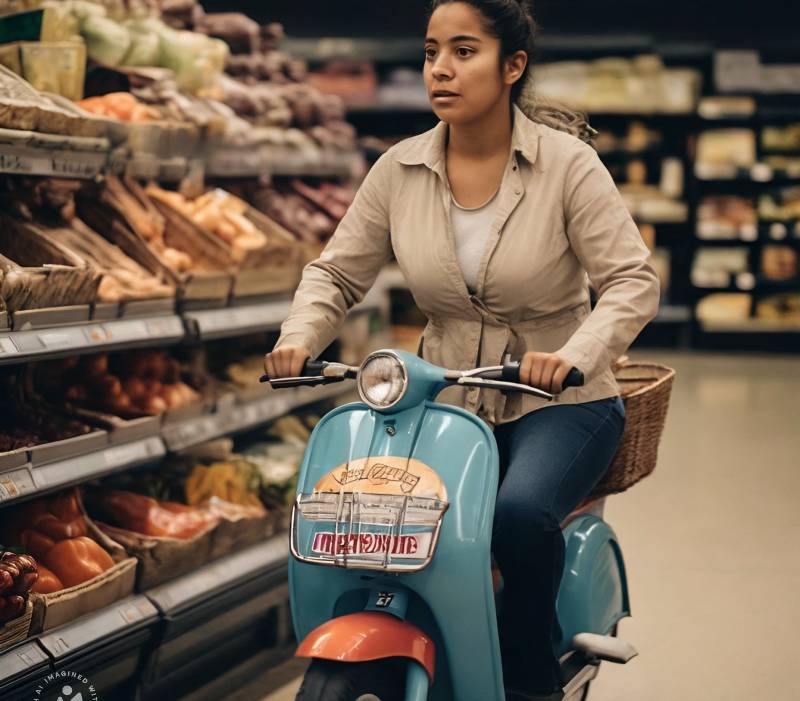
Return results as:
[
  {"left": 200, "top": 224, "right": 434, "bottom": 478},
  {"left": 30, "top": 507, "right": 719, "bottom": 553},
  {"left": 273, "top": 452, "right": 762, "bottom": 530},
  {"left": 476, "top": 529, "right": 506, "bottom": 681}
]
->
[{"left": 450, "top": 190, "right": 500, "bottom": 294}]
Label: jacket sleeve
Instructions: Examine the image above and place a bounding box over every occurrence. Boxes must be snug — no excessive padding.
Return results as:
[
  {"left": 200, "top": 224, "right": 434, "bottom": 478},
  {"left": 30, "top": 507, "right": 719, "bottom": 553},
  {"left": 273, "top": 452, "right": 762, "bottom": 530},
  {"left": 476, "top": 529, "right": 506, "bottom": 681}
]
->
[
  {"left": 273, "top": 151, "right": 393, "bottom": 358},
  {"left": 556, "top": 141, "right": 661, "bottom": 380}
]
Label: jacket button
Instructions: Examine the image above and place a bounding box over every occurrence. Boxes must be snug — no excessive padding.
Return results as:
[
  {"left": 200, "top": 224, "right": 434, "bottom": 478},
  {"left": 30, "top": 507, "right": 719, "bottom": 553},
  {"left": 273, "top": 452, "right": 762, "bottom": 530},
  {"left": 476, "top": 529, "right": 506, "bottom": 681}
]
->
[{"left": 514, "top": 189, "right": 521, "bottom": 195}]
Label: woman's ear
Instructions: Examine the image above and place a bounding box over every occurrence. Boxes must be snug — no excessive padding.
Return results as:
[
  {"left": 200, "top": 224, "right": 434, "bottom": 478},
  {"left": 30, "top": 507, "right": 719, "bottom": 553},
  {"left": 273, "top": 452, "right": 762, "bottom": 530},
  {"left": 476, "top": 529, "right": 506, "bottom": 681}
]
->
[{"left": 504, "top": 50, "right": 528, "bottom": 87}]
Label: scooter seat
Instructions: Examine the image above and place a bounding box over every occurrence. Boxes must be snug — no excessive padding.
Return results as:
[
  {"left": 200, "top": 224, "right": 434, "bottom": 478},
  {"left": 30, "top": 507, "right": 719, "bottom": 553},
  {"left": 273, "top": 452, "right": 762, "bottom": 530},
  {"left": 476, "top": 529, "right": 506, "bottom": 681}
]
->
[{"left": 559, "top": 496, "right": 606, "bottom": 529}]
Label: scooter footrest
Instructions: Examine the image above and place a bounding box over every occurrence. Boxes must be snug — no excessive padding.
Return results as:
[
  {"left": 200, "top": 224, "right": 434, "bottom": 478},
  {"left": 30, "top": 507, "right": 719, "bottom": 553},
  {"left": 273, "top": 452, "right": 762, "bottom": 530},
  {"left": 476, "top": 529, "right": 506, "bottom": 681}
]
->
[{"left": 570, "top": 632, "right": 639, "bottom": 664}]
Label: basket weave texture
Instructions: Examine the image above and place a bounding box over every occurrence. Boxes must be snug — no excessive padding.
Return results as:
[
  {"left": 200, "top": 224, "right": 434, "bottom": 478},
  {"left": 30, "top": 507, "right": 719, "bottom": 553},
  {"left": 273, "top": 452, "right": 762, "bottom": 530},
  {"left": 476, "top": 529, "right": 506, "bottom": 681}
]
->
[{"left": 590, "top": 360, "right": 676, "bottom": 497}]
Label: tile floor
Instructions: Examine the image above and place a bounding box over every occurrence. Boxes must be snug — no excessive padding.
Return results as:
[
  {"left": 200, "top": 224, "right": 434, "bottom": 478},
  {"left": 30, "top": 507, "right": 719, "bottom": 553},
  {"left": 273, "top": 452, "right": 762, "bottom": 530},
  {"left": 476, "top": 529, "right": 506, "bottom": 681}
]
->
[{"left": 260, "top": 350, "right": 800, "bottom": 701}]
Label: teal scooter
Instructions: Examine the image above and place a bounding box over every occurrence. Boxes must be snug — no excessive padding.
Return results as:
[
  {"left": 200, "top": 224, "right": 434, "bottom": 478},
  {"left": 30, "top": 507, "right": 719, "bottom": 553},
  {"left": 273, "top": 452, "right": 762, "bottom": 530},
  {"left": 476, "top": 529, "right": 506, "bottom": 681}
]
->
[{"left": 261, "top": 349, "right": 638, "bottom": 701}]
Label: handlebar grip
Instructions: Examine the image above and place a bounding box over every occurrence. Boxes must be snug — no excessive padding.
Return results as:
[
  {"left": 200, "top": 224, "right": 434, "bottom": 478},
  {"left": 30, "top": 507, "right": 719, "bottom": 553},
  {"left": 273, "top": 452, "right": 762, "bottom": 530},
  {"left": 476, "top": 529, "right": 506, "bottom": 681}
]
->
[
  {"left": 499, "top": 361, "right": 584, "bottom": 391},
  {"left": 302, "top": 359, "right": 326, "bottom": 376},
  {"left": 259, "top": 358, "right": 326, "bottom": 384},
  {"left": 563, "top": 367, "right": 585, "bottom": 388}
]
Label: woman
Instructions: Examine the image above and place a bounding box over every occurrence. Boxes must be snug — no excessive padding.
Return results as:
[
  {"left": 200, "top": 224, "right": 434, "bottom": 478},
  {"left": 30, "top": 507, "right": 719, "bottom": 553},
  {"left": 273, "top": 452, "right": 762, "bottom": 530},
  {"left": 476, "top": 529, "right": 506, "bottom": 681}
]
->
[{"left": 266, "top": 1, "right": 659, "bottom": 698}]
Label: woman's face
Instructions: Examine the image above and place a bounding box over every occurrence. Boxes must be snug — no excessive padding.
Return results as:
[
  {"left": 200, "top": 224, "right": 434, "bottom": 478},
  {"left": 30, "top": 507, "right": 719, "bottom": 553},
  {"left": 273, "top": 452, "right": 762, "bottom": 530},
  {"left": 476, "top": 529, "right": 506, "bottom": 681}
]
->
[{"left": 424, "top": 2, "right": 526, "bottom": 125}]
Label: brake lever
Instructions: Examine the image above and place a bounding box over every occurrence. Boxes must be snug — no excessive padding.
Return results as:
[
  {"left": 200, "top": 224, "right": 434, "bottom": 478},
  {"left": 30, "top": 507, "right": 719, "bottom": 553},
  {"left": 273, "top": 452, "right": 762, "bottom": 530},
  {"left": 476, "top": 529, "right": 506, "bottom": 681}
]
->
[{"left": 455, "top": 376, "right": 554, "bottom": 401}]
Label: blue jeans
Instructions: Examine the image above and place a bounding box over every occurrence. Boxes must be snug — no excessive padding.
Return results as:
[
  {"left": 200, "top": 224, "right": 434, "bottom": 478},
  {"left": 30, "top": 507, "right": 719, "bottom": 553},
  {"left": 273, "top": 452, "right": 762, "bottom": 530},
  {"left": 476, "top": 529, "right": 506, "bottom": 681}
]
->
[{"left": 492, "top": 396, "right": 625, "bottom": 694}]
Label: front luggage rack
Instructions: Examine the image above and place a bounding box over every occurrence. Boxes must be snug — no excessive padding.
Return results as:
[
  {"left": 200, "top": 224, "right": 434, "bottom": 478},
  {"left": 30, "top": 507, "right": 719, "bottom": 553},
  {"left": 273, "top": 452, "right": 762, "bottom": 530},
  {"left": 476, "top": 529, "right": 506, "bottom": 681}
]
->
[{"left": 290, "top": 491, "right": 448, "bottom": 572}]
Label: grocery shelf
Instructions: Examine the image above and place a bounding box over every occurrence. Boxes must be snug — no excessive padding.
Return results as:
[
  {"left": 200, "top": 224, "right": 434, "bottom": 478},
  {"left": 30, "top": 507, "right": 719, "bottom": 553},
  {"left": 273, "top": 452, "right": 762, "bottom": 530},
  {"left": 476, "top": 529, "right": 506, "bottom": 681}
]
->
[
  {"left": 653, "top": 305, "right": 693, "bottom": 323},
  {"left": 695, "top": 235, "right": 800, "bottom": 247},
  {"left": 0, "top": 134, "right": 361, "bottom": 182},
  {"left": 184, "top": 300, "right": 291, "bottom": 341},
  {"left": 698, "top": 318, "right": 800, "bottom": 333},
  {"left": 694, "top": 164, "right": 800, "bottom": 185},
  {"left": 0, "top": 436, "right": 165, "bottom": 506},
  {"left": 0, "top": 382, "right": 354, "bottom": 505},
  {"left": 0, "top": 128, "right": 110, "bottom": 179},
  {"left": 691, "top": 277, "right": 800, "bottom": 295},
  {"left": 207, "top": 145, "right": 363, "bottom": 179},
  {"left": 146, "top": 536, "right": 289, "bottom": 614},
  {"left": 0, "top": 294, "right": 385, "bottom": 366},
  {"left": 38, "top": 595, "right": 159, "bottom": 660},
  {"left": 162, "top": 381, "right": 354, "bottom": 451},
  {"left": 0, "top": 314, "right": 185, "bottom": 367}
]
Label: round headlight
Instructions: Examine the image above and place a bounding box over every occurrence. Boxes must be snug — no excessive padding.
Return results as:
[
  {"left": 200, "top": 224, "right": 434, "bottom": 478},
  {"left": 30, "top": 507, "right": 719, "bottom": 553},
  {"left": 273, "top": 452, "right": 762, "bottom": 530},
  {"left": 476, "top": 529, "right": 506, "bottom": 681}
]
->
[{"left": 357, "top": 352, "right": 408, "bottom": 409}]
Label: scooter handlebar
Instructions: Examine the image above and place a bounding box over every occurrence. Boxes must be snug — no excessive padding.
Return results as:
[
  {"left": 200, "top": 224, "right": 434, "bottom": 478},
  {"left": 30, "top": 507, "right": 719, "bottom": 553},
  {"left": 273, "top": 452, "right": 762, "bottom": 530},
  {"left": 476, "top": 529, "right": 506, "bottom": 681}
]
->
[
  {"left": 492, "top": 361, "right": 584, "bottom": 392},
  {"left": 259, "top": 358, "right": 330, "bottom": 386}
]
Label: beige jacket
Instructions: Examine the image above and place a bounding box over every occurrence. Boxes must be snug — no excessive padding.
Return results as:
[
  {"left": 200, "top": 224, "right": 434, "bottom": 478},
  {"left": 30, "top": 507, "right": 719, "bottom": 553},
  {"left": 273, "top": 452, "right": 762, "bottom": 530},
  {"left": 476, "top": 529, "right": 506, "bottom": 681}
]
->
[{"left": 276, "top": 105, "right": 660, "bottom": 427}]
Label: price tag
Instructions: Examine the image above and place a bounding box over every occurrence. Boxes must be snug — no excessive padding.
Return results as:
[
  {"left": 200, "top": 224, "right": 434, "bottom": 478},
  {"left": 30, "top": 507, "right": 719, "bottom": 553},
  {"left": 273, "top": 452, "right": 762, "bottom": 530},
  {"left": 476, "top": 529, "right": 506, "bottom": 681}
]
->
[
  {"left": 0, "top": 149, "right": 39, "bottom": 174},
  {"left": 104, "top": 441, "right": 150, "bottom": 467},
  {"left": 0, "top": 147, "right": 105, "bottom": 178},
  {"left": 194, "top": 310, "right": 228, "bottom": 334},
  {"left": 145, "top": 316, "right": 183, "bottom": 337},
  {"left": 118, "top": 601, "right": 145, "bottom": 624},
  {"left": 0, "top": 469, "right": 30, "bottom": 501},
  {"left": 104, "top": 319, "right": 149, "bottom": 343},
  {"left": 82, "top": 324, "right": 108, "bottom": 345},
  {"left": 49, "top": 153, "right": 105, "bottom": 178},
  {"left": 39, "top": 329, "right": 86, "bottom": 350},
  {"left": 0, "top": 336, "right": 18, "bottom": 356}
]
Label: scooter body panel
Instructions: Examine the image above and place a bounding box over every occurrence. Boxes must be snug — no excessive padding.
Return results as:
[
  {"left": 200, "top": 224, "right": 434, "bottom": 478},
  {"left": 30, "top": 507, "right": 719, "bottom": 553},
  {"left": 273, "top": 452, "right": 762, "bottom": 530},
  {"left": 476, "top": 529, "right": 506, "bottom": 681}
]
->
[
  {"left": 290, "top": 398, "right": 506, "bottom": 700},
  {"left": 556, "top": 515, "right": 630, "bottom": 653}
]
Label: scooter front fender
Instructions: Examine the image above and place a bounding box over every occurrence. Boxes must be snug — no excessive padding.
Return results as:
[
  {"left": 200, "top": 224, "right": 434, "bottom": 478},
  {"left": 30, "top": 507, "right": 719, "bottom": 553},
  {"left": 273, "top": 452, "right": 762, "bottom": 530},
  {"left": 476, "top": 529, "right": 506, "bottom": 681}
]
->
[{"left": 296, "top": 611, "right": 436, "bottom": 681}]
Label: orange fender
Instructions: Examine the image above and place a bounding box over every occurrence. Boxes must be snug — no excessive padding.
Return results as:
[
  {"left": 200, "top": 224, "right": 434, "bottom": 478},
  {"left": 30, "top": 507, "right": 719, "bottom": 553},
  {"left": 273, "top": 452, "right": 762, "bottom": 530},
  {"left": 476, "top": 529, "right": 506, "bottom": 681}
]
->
[{"left": 295, "top": 612, "right": 436, "bottom": 680}]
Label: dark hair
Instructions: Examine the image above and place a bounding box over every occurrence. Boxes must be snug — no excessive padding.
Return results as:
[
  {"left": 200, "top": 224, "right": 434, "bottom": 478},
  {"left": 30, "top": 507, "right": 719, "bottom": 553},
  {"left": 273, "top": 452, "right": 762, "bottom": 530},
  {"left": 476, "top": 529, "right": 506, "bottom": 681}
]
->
[{"left": 427, "top": 0, "right": 596, "bottom": 145}]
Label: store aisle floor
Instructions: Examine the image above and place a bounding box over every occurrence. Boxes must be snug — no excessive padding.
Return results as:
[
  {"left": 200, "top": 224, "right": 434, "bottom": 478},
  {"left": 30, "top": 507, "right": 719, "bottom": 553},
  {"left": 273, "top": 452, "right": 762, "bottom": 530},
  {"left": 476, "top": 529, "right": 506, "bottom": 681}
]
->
[{"left": 260, "top": 351, "right": 800, "bottom": 701}]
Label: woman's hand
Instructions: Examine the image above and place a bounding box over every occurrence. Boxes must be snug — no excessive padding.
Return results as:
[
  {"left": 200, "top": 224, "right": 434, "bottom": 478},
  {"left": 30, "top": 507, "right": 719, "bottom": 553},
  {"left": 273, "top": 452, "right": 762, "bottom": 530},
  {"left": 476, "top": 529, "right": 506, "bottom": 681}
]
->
[
  {"left": 519, "top": 351, "right": 575, "bottom": 393},
  {"left": 263, "top": 346, "right": 311, "bottom": 379}
]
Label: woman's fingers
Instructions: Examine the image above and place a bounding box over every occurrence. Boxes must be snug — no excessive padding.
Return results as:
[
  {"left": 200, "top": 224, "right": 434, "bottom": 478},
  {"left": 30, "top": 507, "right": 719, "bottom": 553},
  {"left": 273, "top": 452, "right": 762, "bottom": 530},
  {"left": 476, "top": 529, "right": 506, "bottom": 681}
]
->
[
  {"left": 540, "top": 355, "right": 559, "bottom": 392},
  {"left": 529, "top": 352, "right": 545, "bottom": 390},
  {"left": 552, "top": 363, "right": 571, "bottom": 393},
  {"left": 263, "top": 352, "right": 275, "bottom": 378},
  {"left": 264, "top": 346, "right": 311, "bottom": 378},
  {"left": 290, "top": 348, "right": 310, "bottom": 376},
  {"left": 521, "top": 352, "right": 572, "bottom": 392}
]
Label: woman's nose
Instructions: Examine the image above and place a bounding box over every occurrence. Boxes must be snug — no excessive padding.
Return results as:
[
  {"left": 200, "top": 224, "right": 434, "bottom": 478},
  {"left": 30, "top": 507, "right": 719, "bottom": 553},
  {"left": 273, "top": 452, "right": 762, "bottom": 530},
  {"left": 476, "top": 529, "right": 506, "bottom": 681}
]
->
[{"left": 431, "top": 56, "right": 454, "bottom": 80}]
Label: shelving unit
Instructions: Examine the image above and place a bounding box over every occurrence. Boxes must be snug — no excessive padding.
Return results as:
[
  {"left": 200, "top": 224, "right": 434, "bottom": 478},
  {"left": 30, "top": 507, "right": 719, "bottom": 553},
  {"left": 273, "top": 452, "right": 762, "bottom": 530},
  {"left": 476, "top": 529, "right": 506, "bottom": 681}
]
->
[
  {"left": 0, "top": 134, "right": 363, "bottom": 183},
  {"left": 0, "top": 536, "right": 291, "bottom": 701},
  {"left": 0, "top": 209, "right": 385, "bottom": 699}
]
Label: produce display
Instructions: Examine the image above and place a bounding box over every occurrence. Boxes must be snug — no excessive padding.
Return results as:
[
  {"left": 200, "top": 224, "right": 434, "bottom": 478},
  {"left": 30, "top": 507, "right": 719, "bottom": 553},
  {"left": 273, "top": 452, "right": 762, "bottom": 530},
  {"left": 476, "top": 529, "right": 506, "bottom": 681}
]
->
[
  {"left": 146, "top": 185, "right": 267, "bottom": 262},
  {"left": 84, "top": 489, "right": 219, "bottom": 539},
  {"left": 37, "top": 350, "right": 201, "bottom": 418},
  {"left": 76, "top": 92, "right": 159, "bottom": 122},
  {"left": 0, "top": 552, "right": 36, "bottom": 623},
  {"left": 0, "top": 369, "right": 96, "bottom": 453},
  {"left": 184, "top": 460, "right": 264, "bottom": 509},
  {"left": 233, "top": 178, "right": 354, "bottom": 245},
  {"left": 0, "top": 489, "right": 114, "bottom": 595}
]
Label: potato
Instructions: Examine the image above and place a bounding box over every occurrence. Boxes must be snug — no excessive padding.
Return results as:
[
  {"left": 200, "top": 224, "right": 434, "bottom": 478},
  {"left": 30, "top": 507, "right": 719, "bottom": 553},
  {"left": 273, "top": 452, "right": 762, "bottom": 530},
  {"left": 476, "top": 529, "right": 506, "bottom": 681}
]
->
[
  {"left": 122, "top": 377, "right": 147, "bottom": 401},
  {"left": 81, "top": 354, "right": 108, "bottom": 376},
  {"left": 142, "top": 396, "right": 168, "bottom": 414}
]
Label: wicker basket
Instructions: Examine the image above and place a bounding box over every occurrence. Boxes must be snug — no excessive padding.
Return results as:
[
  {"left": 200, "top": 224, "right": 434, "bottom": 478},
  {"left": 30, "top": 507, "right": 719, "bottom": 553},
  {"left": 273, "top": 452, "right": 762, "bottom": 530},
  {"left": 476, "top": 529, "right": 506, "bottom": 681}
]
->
[
  {"left": 0, "top": 598, "right": 33, "bottom": 653},
  {"left": 590, "top": 358, "right": 676, "bottom": 497}
]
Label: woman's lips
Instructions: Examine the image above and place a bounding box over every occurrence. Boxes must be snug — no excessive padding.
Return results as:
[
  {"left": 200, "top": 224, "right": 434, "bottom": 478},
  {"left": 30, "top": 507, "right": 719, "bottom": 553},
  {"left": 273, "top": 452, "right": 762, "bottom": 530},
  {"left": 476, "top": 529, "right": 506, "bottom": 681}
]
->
[{"left": 432, "top": 91, "right": 460, "bottom": 104}]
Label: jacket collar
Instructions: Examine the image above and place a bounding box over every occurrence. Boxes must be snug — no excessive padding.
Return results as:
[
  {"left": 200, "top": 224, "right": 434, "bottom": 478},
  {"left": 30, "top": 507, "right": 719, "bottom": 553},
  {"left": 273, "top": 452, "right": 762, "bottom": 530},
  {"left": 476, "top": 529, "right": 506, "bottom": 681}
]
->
[{"left": 396, "top": 103, "right": 541, "bottom": 171}]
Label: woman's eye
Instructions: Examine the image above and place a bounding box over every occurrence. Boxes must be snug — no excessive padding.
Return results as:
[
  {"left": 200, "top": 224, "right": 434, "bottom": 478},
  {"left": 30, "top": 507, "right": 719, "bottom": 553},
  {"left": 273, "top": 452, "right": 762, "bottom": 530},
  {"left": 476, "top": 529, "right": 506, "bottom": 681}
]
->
[
  {"left": 424, "top": 48, "right": 436, "bottom": 60},
  {"left": 456, "top": 47, "right": 473, "bottom": 58}
]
